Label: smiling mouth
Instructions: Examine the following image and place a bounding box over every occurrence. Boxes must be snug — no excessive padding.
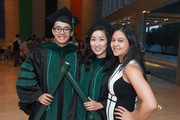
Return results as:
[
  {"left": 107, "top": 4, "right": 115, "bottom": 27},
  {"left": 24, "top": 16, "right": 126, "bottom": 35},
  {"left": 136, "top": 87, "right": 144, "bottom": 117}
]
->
[
  {"left": 94, "top": 48, "right": 102, "bottom": 51},
  {"left": 113, "top": 48, "right": 120, "bottom": 52},
  {"left": 58, "top": 36, "right": 66, "bottom": 39}
]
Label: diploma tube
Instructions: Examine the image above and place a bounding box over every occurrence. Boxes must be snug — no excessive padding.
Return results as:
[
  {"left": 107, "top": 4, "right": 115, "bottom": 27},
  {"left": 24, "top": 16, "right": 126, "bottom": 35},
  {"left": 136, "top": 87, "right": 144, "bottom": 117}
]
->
[
  {"left": 66, "top": 71, "right": 102, "bottom": 120},
  {"left": 34, "top": 62, "right": 70, "bottom": 120}
]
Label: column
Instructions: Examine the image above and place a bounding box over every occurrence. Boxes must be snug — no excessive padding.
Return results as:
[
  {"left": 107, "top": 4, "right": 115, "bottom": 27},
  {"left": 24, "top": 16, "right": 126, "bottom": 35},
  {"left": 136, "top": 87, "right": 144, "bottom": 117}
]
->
[
  {"left": 19, "top": 0, "right": 32, "bottom": 39},
  {"left": 81, "top": 0, "right": 103, "bottom": 41},
  {"left": 32, "top": 0, "right": 46, "bottom": 38},
  {"left": 57, "top": 0, "right": 71, "bottom": 9},
  {"left": 45, "top": 0, "right": 57, "bottom": 38},
  {"left": 135, "top": 12, "right": 147, "bottom": 45},
  {"left": 4, "top": 0, "right": 19, "bottom": 47},
  {"left": 0, "top": 0, "right": 5, "bottom": 40},
  {"left": 176, "top": 32, "right": 180, "bottom": 85},
  {"left": 70, "top": 0, "right": 82, "bottom": 40}
]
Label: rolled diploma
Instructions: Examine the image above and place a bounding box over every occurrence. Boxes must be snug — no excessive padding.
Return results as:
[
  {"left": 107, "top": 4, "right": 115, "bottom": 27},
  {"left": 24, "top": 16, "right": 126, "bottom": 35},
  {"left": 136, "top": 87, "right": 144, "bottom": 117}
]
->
[
  {"left": 66, "top": 71, "right": 102, "bottom": 120},
  {"left": 34, "top": 62, "right": 70, "bottom": 120}
]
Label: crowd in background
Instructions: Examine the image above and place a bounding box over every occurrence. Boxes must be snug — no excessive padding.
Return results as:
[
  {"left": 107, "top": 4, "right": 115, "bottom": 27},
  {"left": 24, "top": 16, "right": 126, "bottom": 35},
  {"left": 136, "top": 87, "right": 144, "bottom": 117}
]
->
[
  {"left": 0, "top": 34, "right": 86, "bottom": 67},
  {"left": 0, "top": 34, "right": 53, "bottom": 66},
  {"left": 1, "top": 34, "right": 87, "bottom": 67}
]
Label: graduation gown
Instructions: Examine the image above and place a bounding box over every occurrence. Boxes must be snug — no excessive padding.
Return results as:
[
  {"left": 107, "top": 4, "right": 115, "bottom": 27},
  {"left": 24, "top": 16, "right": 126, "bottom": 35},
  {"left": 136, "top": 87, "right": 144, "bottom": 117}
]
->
[
  {"left": 75, "top": 58, "right": 109, "bottom": 120},
  {"left": 16, "top": 42, "right": 82, "bottom": 120}
]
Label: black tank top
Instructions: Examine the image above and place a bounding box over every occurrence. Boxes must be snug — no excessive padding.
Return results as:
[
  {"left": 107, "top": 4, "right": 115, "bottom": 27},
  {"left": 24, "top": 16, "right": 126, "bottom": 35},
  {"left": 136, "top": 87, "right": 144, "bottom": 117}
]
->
[{"left": 106, "top": 60, "right": 139, "bottom": 120}]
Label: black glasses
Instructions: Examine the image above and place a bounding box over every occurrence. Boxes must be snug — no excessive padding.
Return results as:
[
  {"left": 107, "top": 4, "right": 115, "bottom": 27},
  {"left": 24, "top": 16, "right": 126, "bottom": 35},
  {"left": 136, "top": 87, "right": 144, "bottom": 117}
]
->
[{"left": 53, "top": 27, "right": 72, "bottom": 34}]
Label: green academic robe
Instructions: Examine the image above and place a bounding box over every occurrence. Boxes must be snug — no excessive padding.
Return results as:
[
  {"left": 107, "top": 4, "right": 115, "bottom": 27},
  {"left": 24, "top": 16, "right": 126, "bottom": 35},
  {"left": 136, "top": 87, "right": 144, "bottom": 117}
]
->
[
  {"left": 75, "top": 58, "right": 109, "bottom": 120},
  {"left": 16, "top": 42, "right": 83, "bottom": 120}
]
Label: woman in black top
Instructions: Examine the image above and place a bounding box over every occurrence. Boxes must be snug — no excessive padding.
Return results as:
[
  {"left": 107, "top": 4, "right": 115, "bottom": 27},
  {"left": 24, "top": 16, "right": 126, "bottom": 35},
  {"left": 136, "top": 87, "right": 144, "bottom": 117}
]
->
[{"left": 106, "top": 25, "right": 157, "bottom": 120}]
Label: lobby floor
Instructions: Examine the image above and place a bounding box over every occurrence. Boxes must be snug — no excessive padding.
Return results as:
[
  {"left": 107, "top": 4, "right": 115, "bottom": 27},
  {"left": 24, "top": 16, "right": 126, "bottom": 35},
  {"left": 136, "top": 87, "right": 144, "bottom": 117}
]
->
[{"left": 0, "top": 59, "right": 180, "bottom": 120}]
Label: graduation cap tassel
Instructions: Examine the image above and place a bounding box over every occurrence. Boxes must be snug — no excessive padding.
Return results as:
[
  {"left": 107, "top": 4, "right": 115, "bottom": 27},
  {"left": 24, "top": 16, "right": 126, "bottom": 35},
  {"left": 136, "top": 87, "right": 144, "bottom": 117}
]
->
[{"left": 72, "top": 15, "right": 75, "bottom": 45}]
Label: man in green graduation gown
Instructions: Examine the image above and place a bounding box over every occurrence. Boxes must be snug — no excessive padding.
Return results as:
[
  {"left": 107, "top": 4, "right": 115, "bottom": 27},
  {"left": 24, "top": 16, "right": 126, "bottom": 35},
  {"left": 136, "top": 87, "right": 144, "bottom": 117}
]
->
[{"left": 16, "top": 7, "right": 83, "bottom": 120}]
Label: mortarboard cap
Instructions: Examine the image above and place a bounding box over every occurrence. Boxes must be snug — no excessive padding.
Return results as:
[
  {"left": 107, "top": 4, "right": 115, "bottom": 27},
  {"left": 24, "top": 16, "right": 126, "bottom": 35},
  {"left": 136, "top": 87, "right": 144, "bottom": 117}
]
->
[
  {"left": 87, "top": 17, "right": 114, "bottom": 36},
  {"left": 47, "top": 7, "right": 80, "bottom": 26}
]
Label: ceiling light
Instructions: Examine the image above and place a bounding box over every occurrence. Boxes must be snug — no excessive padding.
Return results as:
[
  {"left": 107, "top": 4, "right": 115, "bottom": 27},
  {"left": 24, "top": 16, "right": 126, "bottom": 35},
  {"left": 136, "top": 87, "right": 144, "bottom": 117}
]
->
[
  {"left": 164, "top": 18, "right": 169, "bottom": 21},
  {"left": 142, "top": 10, "right": 146, "bottom": 13},
  {"left": 142, "top": 10, "right": 150, "bottom": 14}
]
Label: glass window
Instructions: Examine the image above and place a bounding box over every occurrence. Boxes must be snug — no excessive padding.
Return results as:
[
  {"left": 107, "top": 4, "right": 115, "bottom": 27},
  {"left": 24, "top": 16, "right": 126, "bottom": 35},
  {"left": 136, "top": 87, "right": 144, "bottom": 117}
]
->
[
  {"left": 107, "top": 0, "right": 110, "bottom": 15},
  {"left": 110, "top": 0, "right": 113, "bottom": 14},
  {"left": 120, "top": 0, "right": 125, "bottom": 8},
  {"left": 115, "top": 0, "right": 120, "bottom": 10},
  {"left": 102, "top": 0, "right": 106, "bottom": 17},
  {"left": 125, "top": 0, "right": 135, "bottom": 5}
]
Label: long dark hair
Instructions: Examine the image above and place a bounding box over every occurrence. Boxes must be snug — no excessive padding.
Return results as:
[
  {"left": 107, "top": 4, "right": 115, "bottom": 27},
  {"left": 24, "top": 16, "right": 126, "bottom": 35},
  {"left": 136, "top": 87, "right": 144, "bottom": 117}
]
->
[
  {"left": 114, "top": 25, "right": 146, "bottom": 76},
  {"left": 84, "top": 26, "right": 117, "bottom": 72}
]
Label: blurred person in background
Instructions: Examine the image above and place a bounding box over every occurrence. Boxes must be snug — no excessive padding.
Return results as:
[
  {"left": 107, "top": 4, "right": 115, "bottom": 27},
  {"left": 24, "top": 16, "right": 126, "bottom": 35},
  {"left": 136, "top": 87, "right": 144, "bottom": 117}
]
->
[{"left": 12, "top": 34, "right": 21, "bottom": 66}]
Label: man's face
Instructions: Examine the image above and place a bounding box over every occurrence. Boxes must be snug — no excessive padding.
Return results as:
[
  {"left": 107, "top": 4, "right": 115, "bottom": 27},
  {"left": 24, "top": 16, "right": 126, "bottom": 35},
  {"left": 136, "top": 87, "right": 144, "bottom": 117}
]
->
[{"left": 52, "top": 21, "right": 72, "bottom": 47}]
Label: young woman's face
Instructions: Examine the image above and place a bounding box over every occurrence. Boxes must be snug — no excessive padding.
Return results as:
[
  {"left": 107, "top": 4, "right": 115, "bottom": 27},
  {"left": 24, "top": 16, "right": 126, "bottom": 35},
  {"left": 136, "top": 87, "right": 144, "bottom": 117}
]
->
[
  {"left": 111, "top": 30, "right": 129, "bottom": 60},
  {"left": 52, "top": 21, "right": 72, "bottom": 47},
  {"left": 90, "top": 30, "right": 108, "bottom": 58}
]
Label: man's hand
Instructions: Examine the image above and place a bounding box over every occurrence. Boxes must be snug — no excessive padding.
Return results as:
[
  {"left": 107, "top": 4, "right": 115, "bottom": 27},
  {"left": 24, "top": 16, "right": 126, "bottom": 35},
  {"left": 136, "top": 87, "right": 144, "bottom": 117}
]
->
[{"left": 38, "top": 93, "right": 54, "bottom": 106}]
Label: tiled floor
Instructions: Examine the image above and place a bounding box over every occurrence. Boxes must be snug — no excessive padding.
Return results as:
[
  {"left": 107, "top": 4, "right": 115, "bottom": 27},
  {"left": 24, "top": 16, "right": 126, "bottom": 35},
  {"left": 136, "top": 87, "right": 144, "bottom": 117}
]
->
[
  {"left": 0, "top": 59, "right": 28, "bottom": 120},
  {"left": 0, "top": 59, "right": 180, "bottom": 120},
  {"left": 147, "top": 76, "right": 180, "bottom": 120}
]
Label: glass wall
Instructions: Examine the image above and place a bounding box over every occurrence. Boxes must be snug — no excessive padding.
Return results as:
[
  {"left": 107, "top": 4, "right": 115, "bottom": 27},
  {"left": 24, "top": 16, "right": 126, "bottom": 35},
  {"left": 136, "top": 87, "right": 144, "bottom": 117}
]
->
[{"left": 102, "top": 0, "right": 136, "bottom": 17}]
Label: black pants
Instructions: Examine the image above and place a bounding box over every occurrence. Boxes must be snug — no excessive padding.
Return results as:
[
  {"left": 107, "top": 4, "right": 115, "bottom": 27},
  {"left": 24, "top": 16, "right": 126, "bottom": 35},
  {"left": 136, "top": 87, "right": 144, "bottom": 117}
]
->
[{"left": 14, "top": 52, "right": 21, "bottom": 66}]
